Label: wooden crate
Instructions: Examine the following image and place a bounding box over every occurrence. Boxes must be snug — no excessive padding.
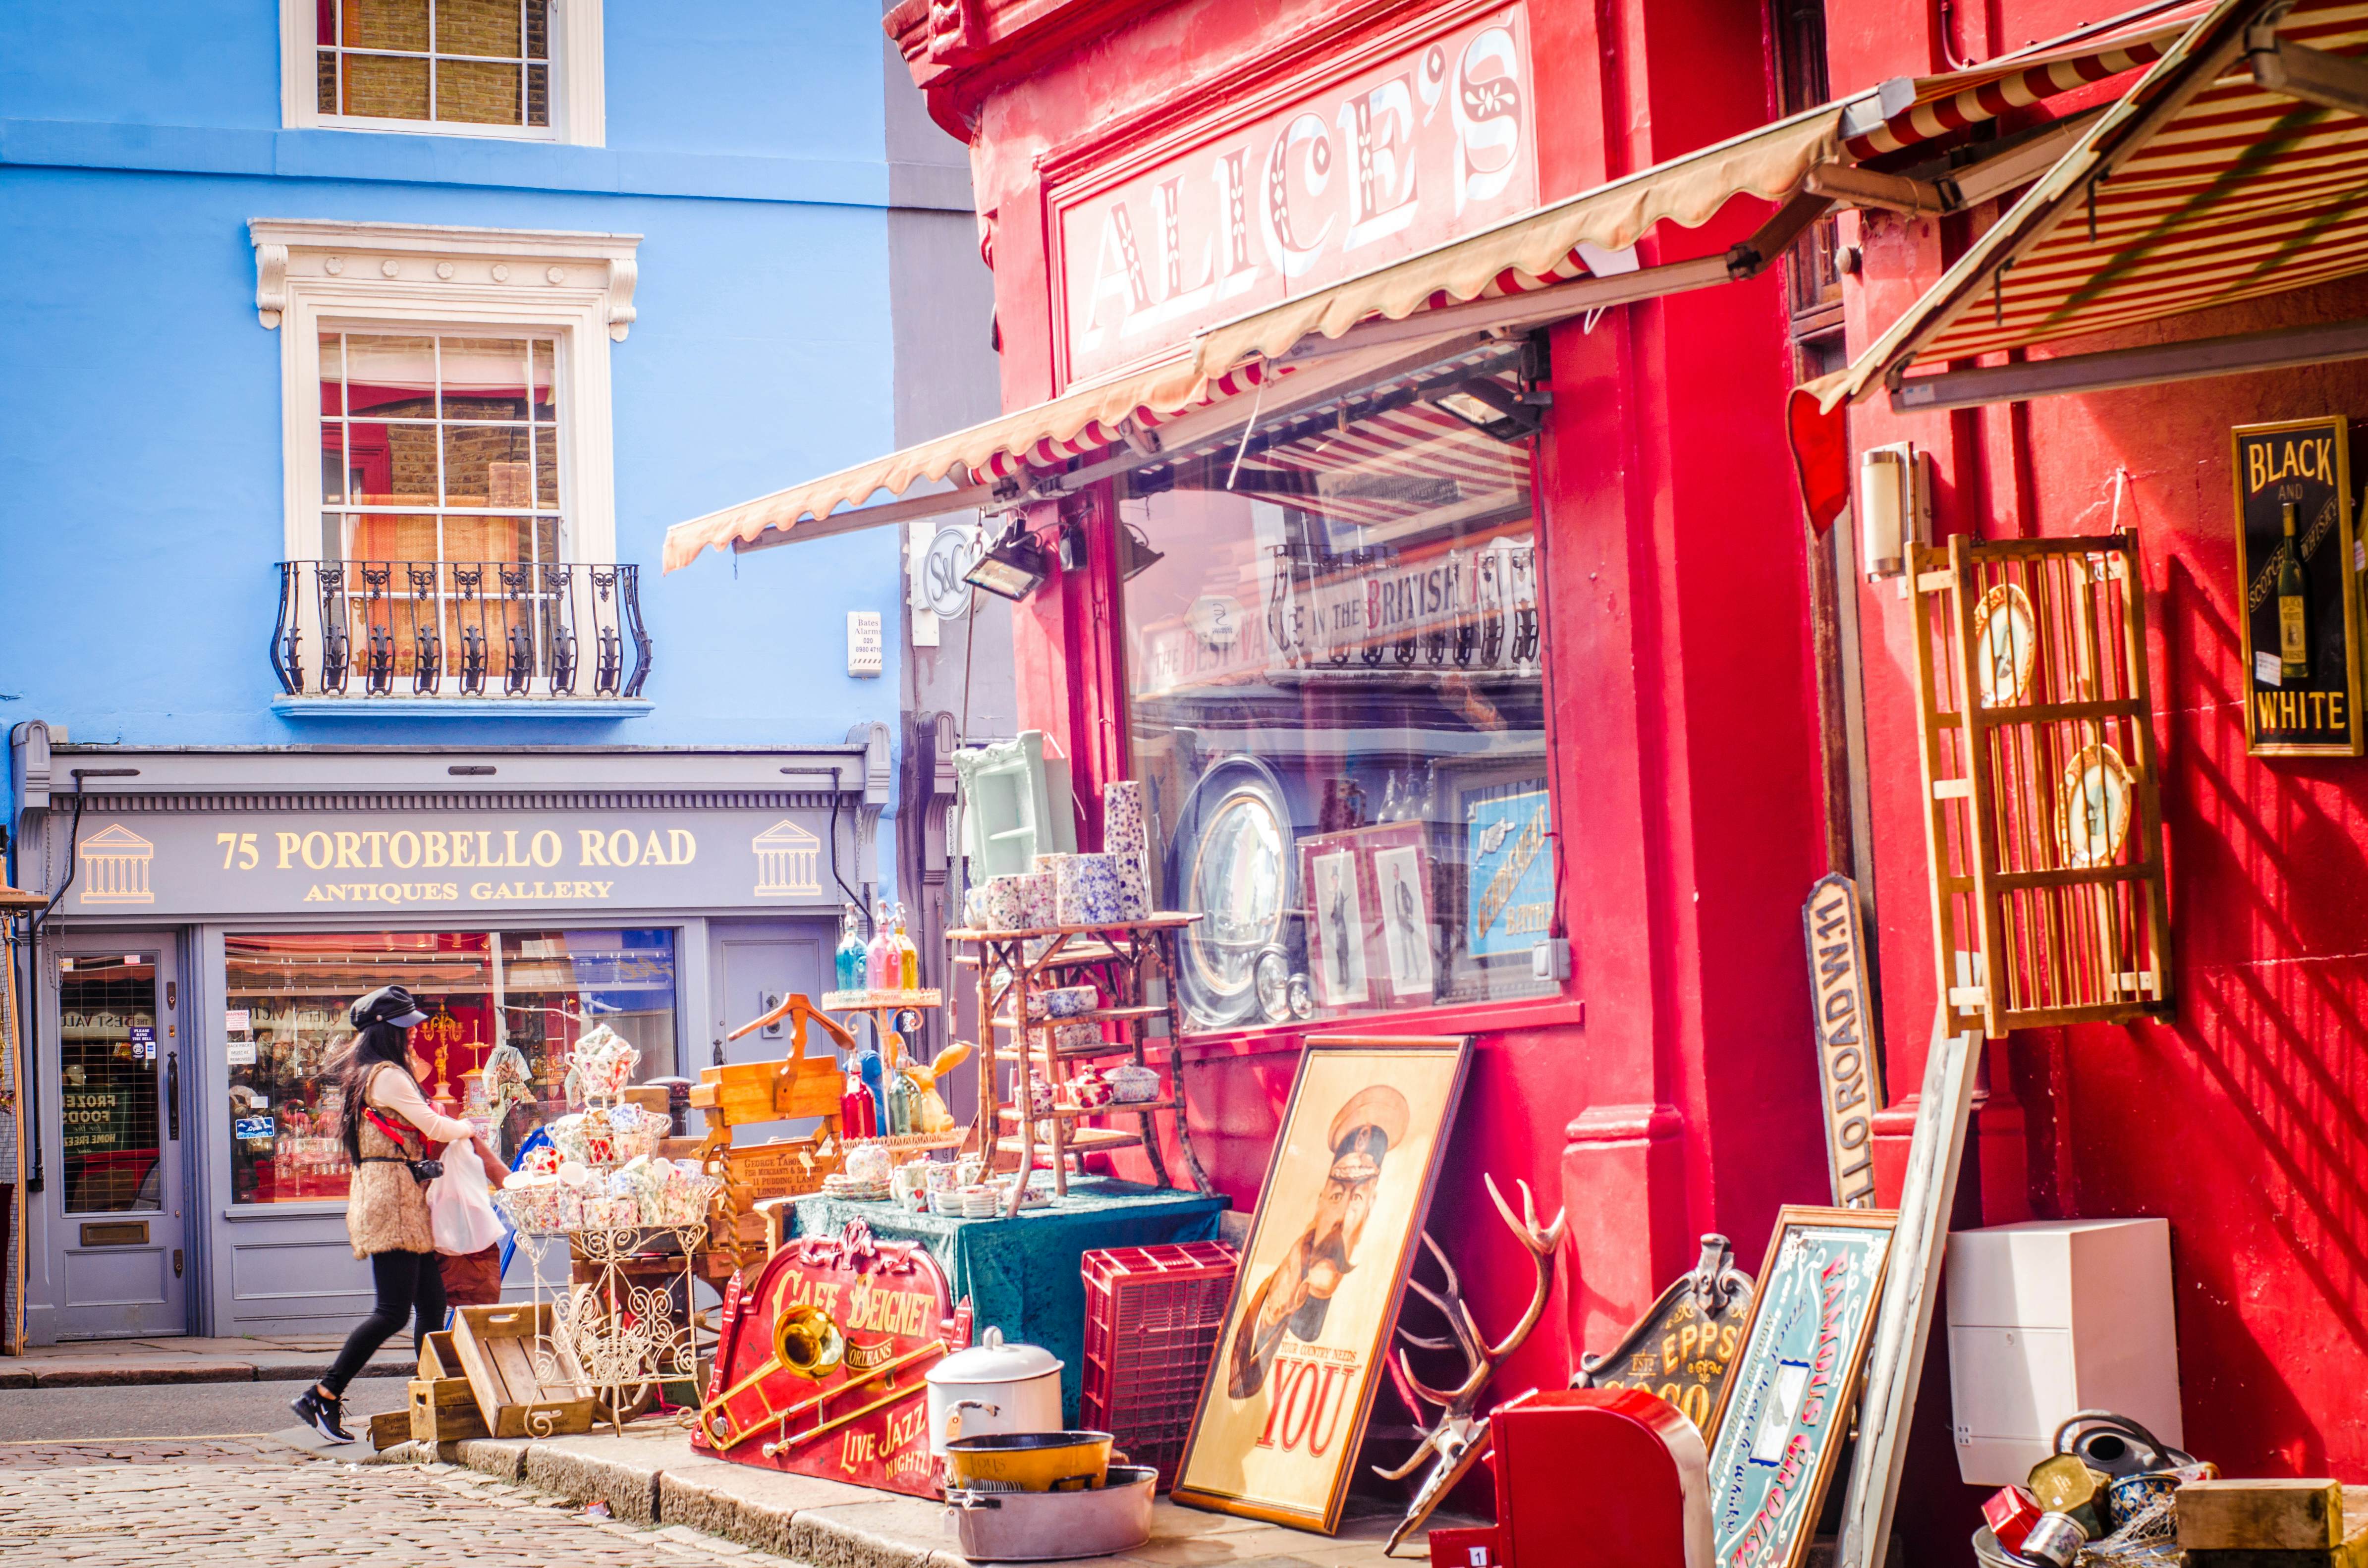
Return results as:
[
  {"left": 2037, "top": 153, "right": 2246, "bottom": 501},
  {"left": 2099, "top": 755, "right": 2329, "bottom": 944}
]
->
[
  {"left": 368, "top": 1408, "right": 412, "bottom": 1450},
  {"left": 411, "top": 1330, "right": 489, "bottom": 1443},
  {"left": 451, "top": 1301, "right": 596, "bottom": 1440},
  {"left": 409, "top": 1376, "right": 489, "bottom": 1444}
]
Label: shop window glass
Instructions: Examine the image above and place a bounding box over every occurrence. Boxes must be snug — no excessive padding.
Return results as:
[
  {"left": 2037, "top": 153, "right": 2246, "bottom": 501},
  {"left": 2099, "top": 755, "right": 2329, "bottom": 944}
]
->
[
  {"left": 57, "top": 956, "right": 162, "bottom": 1214},
  {"left": 223, "top": 928, "right": 675, "bottom": 1204},
  {"left": 1120, "top": 344, "right": 1556, "bottom": 1032}
]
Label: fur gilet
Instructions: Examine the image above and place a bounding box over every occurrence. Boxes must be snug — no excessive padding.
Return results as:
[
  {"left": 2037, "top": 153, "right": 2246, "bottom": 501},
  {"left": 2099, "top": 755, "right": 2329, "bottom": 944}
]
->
[{"left": 345, "top": 1063, "right": 436, "bottom": 1258}]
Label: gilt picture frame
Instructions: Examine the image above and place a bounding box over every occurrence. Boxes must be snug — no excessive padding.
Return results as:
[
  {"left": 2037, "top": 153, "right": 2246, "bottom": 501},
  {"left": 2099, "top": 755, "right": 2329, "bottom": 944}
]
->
[{"left": 1172, "top": 1035, "right": 1473, "bottom": 1534}]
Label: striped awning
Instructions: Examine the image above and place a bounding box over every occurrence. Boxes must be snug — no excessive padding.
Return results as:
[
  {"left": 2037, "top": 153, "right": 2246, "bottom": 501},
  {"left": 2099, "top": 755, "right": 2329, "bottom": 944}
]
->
[
  {"left": 1841, "top": 1, "right": 2212, "bottom": 159},
  {"left": 664, "top": 11, "right": 2206, "bottom": 571},
  {"left": 1806, "top": 0, "right": 2368, "bottom": 418}
]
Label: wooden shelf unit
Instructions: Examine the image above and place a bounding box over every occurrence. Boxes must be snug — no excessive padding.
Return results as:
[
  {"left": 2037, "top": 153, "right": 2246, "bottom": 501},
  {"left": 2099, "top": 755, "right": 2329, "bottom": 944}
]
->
[{"left": 947, "top": 916, "right": 1208, "bottom": 1216}]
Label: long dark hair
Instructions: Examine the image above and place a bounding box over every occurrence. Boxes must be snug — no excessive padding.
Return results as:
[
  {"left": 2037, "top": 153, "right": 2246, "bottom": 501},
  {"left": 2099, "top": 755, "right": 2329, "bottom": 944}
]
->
[{"left": 333, "top": 1021, "right": 417, "bottom": 1161}]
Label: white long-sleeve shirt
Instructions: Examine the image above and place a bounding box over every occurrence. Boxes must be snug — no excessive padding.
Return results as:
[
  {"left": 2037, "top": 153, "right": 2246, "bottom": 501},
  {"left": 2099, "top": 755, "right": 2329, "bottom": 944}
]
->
[{"left": 365, "top": 1066, "right": 474, "bottom": 1145}]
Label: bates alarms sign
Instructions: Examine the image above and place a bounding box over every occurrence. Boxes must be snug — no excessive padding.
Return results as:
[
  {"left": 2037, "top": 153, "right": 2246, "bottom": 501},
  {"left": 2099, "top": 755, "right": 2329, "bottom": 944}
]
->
[{"left": 1053, "top": 7, "right": 1537, "bottom": 386}]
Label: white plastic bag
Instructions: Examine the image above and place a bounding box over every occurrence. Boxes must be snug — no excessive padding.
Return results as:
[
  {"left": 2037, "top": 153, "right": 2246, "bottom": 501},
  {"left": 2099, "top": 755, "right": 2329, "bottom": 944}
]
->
[{"left": 429, "top": 1143, "right": 506, "bottom": 1255}]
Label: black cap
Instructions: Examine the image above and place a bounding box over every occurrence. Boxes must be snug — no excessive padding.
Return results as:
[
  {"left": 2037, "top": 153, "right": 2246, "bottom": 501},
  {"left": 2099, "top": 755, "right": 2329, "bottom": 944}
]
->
[{"left": 350, "top": 985, "right": 429, "bottom": 1029}]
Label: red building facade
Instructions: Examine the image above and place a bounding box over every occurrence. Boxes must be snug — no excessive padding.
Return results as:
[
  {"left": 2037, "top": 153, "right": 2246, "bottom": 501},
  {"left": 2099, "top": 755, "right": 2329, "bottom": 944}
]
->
[
  {"left": 890, "top": 0, "right": 1831, "bottom": 1443},
  {"left": 884, "top": 0, "right": 2368, "bottom": 1550},
  {"left": 1825, "top": 0, "right": 2368, "bottom": 1507}
]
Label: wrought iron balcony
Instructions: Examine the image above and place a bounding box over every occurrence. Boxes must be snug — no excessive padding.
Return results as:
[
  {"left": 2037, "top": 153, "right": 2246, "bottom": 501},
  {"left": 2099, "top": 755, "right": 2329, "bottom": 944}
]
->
[{"left": 272, "top": 559, "right": 651, "bottom": 701}]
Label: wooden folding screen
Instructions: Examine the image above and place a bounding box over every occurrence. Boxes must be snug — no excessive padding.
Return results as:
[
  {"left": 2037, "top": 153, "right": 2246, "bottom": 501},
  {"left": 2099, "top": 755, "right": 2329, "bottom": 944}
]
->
[{"left": 1910, "top": 533, "right": 2173, "bottom": 1038}]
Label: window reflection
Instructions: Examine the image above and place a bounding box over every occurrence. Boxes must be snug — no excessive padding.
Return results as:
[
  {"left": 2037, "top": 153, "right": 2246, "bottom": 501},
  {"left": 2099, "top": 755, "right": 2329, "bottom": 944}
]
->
[{"left": 1122, "top": 344, "right": 1555, "bottom": 1030}]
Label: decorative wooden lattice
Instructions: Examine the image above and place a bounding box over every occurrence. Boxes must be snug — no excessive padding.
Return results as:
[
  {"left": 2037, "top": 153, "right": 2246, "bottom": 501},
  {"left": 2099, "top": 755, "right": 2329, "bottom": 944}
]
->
[{"left": 1910, "top": 533, "right": 2173, "bottom": 1037}]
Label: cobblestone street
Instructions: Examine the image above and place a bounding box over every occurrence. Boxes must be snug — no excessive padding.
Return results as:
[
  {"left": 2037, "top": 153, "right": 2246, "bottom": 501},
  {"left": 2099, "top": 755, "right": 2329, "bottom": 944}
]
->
[{"left": 0, "top": 1436, "right": 804, "bottom": 1567}]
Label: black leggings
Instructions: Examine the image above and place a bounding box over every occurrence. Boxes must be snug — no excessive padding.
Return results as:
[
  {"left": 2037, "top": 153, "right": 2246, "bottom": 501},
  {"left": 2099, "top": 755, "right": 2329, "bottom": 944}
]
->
[{"left": 323, "top": 1248, "right": 446, "bottom": 1396}]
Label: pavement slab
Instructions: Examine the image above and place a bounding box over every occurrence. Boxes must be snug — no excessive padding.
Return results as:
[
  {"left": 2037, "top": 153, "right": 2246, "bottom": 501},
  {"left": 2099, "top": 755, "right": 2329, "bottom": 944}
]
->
[{"left": 0, "top": 1437, "right": 809, "bottom": 1567}]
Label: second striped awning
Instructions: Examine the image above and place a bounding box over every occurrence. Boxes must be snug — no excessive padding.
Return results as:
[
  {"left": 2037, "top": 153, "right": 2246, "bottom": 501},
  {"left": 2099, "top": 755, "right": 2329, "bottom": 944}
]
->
[{"left": 1805, "top": 0, "right": 2368, "bottom": 414}]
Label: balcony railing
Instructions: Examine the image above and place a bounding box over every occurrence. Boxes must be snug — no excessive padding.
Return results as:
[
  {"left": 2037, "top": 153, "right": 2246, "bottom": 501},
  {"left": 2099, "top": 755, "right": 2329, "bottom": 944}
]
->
[{"left": 272, "top": 559, "right": 651, "bottom": 700}]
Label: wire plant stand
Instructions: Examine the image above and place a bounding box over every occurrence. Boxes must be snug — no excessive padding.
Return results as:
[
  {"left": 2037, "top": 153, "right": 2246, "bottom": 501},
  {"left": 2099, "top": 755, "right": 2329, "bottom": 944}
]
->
[{"left": 504, "top": 1218, "right": 711, "bottom": 1436}]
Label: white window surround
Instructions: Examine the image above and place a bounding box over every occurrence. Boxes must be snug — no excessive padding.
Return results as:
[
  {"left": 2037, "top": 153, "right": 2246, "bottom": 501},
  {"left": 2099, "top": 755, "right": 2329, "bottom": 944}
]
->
[
  {"left": 250, "top": 217, "right": 639, "bottom": 563},
  {"left": 278, "top": 0, "right": 605, "bottom": 146}
]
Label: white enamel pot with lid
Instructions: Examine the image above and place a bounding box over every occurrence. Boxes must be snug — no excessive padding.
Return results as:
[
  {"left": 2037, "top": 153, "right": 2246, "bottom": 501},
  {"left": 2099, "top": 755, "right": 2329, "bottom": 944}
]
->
[{"left": 926, "top": 1326, "right": 1064, "bottom": 1456}]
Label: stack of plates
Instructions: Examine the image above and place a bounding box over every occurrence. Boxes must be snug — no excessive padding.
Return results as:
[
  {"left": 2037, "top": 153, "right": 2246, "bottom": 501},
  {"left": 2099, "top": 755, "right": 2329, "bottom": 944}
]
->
[{"left": 823, "top": 1173, "right": 892, "bottom": 1201}]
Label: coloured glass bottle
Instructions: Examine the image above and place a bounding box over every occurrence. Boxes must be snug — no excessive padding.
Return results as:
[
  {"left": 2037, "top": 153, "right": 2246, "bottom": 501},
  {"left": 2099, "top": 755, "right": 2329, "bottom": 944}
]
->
[
  {"left": 894, "top": 902, "right": 920, "bottom": 989},
  {"left": 840, "top": 1064, "right": 876, "bottom": 1138},
  {"left": 867, "top": 900, "right": 896, "bottom": 990},
  {"left": 857, "top": 1042, "right": 886, "bottom": 1133},
  {"left": 886, "top": 1057, "right": 914, "bottom": 1135},
  {"left": 834, "top": 903, "right": 866, "bottom": 993}
]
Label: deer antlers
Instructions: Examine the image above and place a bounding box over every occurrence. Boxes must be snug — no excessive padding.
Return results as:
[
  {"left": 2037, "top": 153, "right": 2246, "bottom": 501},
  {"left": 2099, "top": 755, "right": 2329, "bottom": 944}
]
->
[{"left": 1374, "top": 1172, "right": 1568, "bottom": 1565}]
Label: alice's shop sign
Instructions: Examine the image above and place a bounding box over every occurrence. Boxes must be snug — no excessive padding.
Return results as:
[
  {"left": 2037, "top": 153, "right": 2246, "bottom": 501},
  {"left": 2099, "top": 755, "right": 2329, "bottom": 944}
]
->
[{"left": 61, "top": 808, "right": 834, "bottom": 917}]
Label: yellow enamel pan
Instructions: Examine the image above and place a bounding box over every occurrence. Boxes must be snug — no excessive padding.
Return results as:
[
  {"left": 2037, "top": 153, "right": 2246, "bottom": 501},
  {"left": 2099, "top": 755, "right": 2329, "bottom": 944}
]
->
[{"left": 943, "top": 1431, "right": 1122, "bottom": 1493}]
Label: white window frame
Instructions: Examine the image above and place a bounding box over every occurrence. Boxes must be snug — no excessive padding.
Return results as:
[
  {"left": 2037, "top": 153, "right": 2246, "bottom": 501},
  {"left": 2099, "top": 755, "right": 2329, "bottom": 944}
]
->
[
  {"left": 280, "top": 0, "right": 605, "bottom": 146},
  {"left": 250, "top": 218, "right": 639, "bottom": 564}
]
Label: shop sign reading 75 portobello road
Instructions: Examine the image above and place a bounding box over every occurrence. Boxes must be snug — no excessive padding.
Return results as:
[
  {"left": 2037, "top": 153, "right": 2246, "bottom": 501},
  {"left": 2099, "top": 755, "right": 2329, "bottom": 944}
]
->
[
  {"left": 1051, "top": 6, "right": 1538, "bottom": 386},
  {"left": 59, "top": 810, "right": 830, "bottom": 916}
]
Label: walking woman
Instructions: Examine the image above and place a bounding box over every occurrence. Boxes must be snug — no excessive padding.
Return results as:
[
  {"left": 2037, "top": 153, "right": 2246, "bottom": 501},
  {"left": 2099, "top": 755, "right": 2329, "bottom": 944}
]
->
[{"left": 290, "top": 984, "right": 497, "bottom": 1443}]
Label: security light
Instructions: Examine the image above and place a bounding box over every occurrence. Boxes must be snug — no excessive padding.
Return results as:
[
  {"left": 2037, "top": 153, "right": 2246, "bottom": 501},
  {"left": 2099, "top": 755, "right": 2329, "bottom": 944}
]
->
[{"left": 962, "top": 519, "right": 1051, "bottom": 601}]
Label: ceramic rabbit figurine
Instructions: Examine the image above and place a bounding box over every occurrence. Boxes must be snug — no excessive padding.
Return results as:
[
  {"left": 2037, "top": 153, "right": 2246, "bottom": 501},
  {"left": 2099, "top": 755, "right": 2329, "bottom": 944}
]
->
[{"left": 897, "top": 1040, "right": 975, "bottom": 1134}]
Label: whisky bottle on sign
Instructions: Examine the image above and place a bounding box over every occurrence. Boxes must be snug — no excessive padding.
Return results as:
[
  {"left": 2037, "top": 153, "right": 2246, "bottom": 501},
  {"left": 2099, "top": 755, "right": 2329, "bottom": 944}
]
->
[{"left": 2278, "top": 501, "right": 2311, "bottom": 683}]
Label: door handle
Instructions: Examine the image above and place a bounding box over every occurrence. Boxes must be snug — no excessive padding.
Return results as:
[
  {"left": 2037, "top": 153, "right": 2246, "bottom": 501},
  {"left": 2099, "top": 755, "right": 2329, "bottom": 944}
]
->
[{"left": 166, "top": 1050, "right": 180, "bottom": 1141}]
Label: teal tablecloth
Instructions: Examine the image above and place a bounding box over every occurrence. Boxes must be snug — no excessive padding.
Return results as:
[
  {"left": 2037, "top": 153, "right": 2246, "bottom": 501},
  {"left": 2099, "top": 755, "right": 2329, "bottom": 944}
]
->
[{"left": 782, "top": 1177, "right": 1228, "bottom": 1424}]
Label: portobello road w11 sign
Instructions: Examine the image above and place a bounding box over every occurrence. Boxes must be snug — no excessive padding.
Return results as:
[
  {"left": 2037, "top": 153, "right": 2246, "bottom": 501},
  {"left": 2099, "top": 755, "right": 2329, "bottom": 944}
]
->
[
  {"left": 1802, "top": 874, "right": 1883, "bottom": 1208},
  {"left": 1051, "top": 6, "right": 1539, "bottom": 385}
]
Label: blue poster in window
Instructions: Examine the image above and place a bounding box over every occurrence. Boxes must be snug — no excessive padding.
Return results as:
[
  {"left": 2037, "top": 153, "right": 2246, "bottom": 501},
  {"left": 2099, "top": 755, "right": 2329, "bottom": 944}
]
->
[
  {"left": 1465, "top": 788, "right": 1551, "bottom": 959},
  {"left": 234, "top": 1115, "right": 275, "bottom": 1141}
]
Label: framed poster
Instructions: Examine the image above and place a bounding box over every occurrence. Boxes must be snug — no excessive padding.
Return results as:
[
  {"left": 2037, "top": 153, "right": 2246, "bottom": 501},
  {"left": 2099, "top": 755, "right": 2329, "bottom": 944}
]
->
[
  {"left": 1173, "top": 1035, "right": 1473, "bottom": 1533},
  {"left": 1703, "top": 1206, "right": 1896, "bottom": 1568},
  {"left": 1463, "top": 784, "right": 1551, "bottom": 962},
  {"left": 1300, "top": 838, "right": 1375, "bottom": 1010},
  {"left": 2232, "top": 416, "right": 2362, "bottom": 756}
]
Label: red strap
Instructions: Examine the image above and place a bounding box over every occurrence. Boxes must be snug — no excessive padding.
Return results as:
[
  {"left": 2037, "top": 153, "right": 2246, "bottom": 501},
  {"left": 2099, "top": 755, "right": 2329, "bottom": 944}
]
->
[{"left": 365, "top": 1107, "right": 418, "bottom": 1152}]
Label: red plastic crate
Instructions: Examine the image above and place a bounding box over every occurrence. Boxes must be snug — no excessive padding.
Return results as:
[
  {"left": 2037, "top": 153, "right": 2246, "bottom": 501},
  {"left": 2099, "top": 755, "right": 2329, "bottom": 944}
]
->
[{"left": 1079, "top": 1241, "right": 1238, "bottom": 1489}]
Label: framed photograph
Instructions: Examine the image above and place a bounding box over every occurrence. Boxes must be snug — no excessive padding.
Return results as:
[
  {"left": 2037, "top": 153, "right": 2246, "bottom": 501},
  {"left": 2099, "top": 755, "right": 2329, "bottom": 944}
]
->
[
  {"left": 1364, "top": 828, "right": 1436, "bottom": 1003},
  {"left": 1300, "top": 838, "right": 1374, "bottom": 1009},
  {"left": 2232, "top": 416, "right": 2363, "bottom": 756},
  {"left": 1703, "top": 1206, "right": 1897, "bottom": 1568},
  {"left": 1172, "top": 1035, "right": 1474, "bottom": 1533}
]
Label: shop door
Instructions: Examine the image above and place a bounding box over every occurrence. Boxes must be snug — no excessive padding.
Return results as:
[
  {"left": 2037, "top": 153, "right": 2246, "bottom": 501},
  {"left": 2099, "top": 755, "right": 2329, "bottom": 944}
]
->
[
  {"left": 708, "top": 920, "right": 831, "bottom": 1144},
  {"left": 50, "top": 942, "right": 188, "bottom": 1338}
]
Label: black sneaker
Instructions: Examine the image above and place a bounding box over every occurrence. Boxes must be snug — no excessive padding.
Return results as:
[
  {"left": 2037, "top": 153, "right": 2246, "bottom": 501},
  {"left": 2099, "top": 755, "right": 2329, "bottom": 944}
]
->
[{"left": 291, "top": 1386, "right": 353, "bottom": 1444}]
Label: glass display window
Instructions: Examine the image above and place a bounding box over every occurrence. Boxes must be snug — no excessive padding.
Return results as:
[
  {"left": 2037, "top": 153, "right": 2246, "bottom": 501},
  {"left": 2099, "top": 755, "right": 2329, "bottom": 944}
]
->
[
  {"left": 223, "top": 926, "right": 676, "bottom": 1203},
  {"left": 1119, "top": 341, "right": 1557, "bottom": 1031},
  {"left": 57, "top": 955, "right": 163, "bottom": 1214}
]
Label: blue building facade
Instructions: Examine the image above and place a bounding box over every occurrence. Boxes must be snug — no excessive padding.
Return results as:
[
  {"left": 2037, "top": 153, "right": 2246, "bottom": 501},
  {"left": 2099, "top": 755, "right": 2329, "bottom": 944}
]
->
[{"left": 0, "top": 1, "right": 997, "bottom": 1344}]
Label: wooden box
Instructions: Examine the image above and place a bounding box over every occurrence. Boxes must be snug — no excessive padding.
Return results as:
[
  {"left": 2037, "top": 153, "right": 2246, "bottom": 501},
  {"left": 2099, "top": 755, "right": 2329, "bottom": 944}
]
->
[
  {"left": 368, "top": 1408, "right": 412, "bottom": 1450},
  {"left": 692, "top": 1062, "right": 781, "bottom": 1123},
  {"left": 408, "top": 1377, "right": 488, "bottom": 1444},
  {"left": 694, "top": 1055, "right": 844, "bottom": 1126},
  {"left": 410, "top": 1328, "right": 489, "bottom": 1443},
  {"left": 451, "top": 1301, "right": 596, "bottom": 1440},
  {"left": 2182, "top": 1482, "right": 2347, "bottom": 1551}
]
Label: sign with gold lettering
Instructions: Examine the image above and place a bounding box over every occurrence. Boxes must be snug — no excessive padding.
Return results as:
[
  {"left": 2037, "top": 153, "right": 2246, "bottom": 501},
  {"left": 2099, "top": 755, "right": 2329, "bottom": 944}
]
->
[
  {"left": 2232, "top": 416, "right": 2362, "bottom": 756},
  {"left": 1801, "top": 874, "right": 1882, "bottom": 1208},
  {"left": 1575, "top": 1235, "right": 1755, "bottom": 1432},
  {"left": 59, "top": 807, "right": 837, "bottom": 917},
  {"left": 1050, "top": 6, "right": 1537, "bottom": 386},
  {"left": 693, "top": 1219, "right": 965, "bottom": 1498}
]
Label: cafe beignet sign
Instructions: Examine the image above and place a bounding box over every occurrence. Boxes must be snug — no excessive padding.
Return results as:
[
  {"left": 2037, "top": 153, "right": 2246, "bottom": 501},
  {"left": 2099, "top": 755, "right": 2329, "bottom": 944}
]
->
[{"left": 1051, "top": 6, "right": 1539, "bottom": 385}]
